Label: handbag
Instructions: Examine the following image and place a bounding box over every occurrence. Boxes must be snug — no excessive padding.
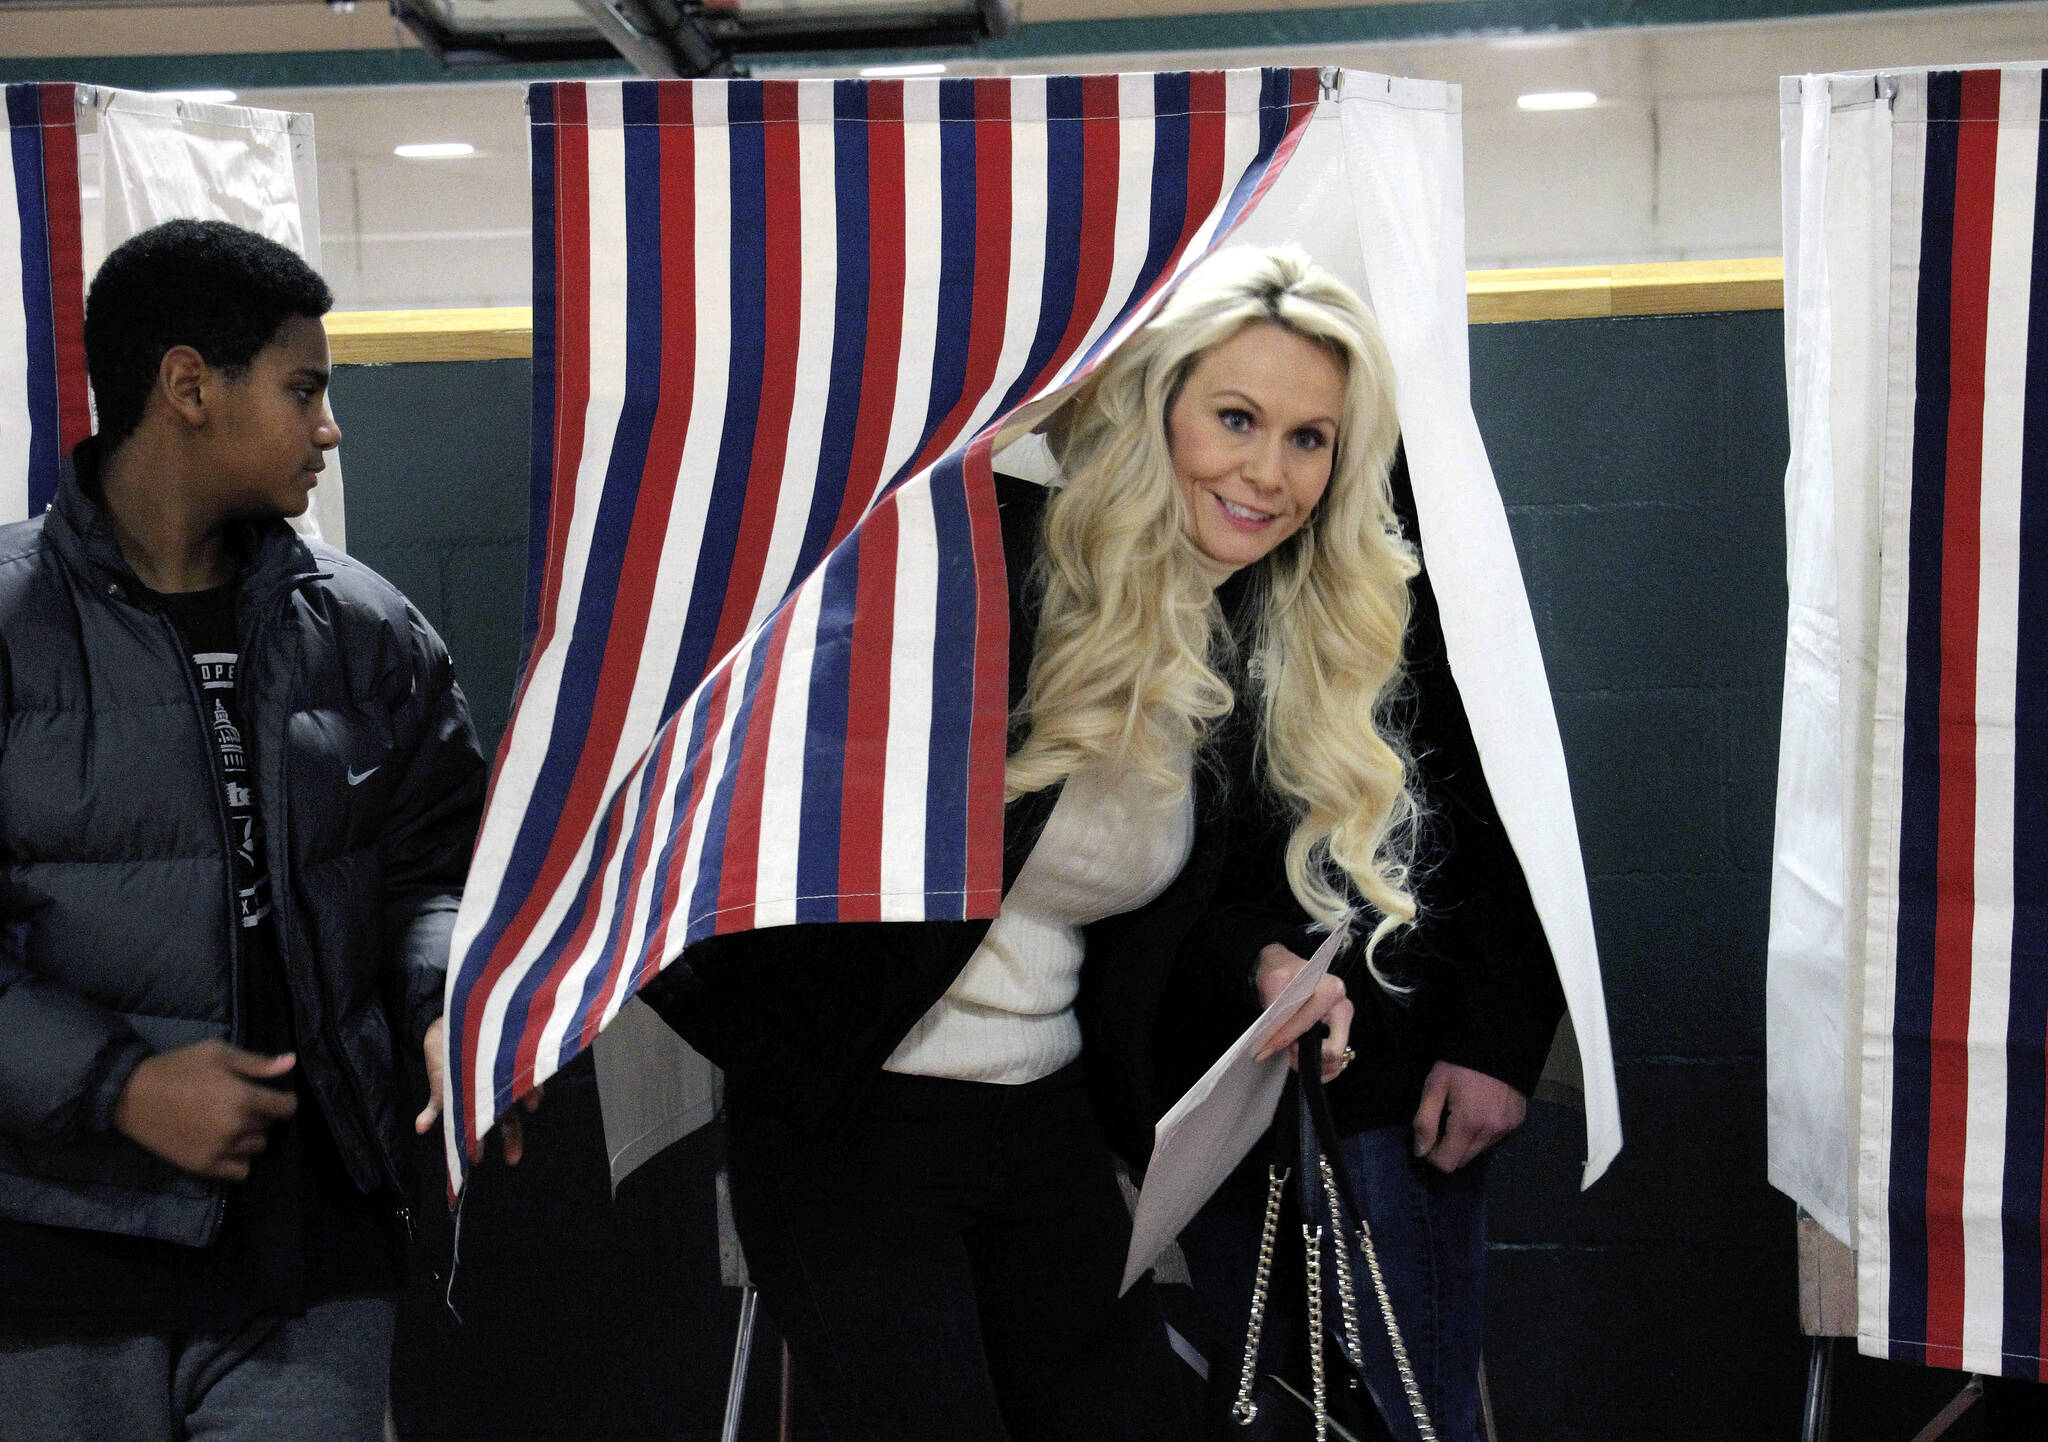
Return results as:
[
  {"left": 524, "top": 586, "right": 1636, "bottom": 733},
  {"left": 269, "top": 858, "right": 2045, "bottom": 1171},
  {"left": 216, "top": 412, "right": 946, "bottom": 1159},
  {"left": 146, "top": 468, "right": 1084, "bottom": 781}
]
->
[{"left": 1228, "top": 1024, "right": 1438, "bottom": 1442}]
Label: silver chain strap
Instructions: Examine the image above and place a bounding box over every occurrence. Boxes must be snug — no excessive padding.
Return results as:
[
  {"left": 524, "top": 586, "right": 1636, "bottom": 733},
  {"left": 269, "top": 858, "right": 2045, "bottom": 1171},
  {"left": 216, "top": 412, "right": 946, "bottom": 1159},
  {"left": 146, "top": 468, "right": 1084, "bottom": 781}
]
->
[
  {"left": 1303, "top": 1224, "right": 1327, "bottom": 1442},
  {"left": 1317, "top": 1156, "right": 1365, "bottom": 1367},
  {"left": 1232, "top": 1166, "right": 1290, "bottom": 1427},
  {"left": 1235, "top": 1111, "right": 1441, "bottom": 1442},
  {"left": 1349, "top": 1197, "right": 1439, "bottom": 1442}
]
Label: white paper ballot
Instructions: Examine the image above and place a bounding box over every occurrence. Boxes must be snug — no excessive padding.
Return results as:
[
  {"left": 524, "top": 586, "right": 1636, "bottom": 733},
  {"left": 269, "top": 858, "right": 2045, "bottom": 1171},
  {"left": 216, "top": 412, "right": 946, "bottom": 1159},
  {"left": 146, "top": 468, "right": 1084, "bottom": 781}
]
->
[{"left": 1120, "top": 923, "right": 1349, "bottom": 1295}]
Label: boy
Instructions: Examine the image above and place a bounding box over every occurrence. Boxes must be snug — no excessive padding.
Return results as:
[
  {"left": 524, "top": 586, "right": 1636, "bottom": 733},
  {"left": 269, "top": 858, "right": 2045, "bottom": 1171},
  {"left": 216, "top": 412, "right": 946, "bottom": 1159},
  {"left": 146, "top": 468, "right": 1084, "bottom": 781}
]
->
[{"left": 0, "top": 219, "right": 485, "bottom": 1439}]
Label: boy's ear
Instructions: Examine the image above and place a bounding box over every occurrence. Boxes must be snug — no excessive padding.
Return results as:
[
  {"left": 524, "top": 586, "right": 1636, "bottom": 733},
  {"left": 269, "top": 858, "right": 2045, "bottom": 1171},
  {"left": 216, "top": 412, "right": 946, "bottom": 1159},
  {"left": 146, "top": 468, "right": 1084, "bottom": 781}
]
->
[{"left": 158, "top": 345, "right": 212, "bottom": 429}]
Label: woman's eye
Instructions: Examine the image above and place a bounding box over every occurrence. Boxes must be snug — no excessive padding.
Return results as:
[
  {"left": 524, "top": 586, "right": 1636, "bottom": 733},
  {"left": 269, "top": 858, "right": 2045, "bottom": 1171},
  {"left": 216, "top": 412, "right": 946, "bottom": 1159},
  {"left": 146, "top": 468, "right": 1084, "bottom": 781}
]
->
[
  {"left": 1291, "top": 428, "right": 1330, "bottom": 452},
  {"left": 1218, "top": 408, "right": 1253, "bottom": 433}
]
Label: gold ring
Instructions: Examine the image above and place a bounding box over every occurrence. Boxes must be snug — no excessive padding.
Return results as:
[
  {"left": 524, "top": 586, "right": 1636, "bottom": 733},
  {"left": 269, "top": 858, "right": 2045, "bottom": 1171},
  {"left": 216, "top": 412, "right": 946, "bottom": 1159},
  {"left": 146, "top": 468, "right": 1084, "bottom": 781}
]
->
[{"left": 1335, "top": 1047, "right": 1356, "bottom": 1071}]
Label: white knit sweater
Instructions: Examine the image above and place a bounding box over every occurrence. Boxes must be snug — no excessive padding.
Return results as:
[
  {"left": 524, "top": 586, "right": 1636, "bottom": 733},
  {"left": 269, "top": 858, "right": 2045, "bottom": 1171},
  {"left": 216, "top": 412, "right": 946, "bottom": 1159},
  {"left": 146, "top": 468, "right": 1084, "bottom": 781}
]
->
[{"left": 884, "top": 755, "right": 1195, "bottom": 1084}]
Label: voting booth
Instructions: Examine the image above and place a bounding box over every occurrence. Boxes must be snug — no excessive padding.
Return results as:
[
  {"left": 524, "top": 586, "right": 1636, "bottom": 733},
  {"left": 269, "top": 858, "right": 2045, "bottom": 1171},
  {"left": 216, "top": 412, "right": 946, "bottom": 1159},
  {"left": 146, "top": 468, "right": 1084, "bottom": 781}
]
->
[
  {"left": 1771, "top": 63, "right": 2048, "bottom": 1423},
  {"left": 439, "top": 69, "right": 1621, "bottom": 1209}
]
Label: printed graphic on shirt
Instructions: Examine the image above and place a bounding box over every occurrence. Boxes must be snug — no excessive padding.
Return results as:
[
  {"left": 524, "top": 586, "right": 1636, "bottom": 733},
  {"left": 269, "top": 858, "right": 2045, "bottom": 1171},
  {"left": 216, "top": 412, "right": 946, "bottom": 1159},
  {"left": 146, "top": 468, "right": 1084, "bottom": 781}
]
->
[
  {"left": 197, "top": 653, "right": 272, "bottom": 930},
  {"left": 196, "top": 651, "right": 235, "bottom": 693}
]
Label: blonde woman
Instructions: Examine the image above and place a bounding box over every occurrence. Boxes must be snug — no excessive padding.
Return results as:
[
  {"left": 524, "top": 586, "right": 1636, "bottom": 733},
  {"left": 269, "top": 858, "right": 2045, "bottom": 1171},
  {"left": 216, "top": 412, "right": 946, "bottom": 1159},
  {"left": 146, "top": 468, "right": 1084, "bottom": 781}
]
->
[{"left": 643, "top": 246, "right": 1546, "bottom": 1442}]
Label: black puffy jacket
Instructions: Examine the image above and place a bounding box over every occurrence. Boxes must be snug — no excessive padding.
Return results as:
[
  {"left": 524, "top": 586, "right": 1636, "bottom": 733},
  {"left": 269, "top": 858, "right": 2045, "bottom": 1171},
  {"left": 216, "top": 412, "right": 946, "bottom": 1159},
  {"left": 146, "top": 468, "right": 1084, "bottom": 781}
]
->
[{"left": 0, "top": 452, "right": 486, "bottom": 1246}]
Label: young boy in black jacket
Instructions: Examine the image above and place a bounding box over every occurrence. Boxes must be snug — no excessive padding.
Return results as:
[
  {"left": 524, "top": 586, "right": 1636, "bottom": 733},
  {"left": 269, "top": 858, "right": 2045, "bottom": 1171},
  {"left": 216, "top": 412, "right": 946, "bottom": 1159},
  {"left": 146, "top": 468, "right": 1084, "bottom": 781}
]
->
[{"left": 0, "top": 219, "right": 486, "bottom": 1439}]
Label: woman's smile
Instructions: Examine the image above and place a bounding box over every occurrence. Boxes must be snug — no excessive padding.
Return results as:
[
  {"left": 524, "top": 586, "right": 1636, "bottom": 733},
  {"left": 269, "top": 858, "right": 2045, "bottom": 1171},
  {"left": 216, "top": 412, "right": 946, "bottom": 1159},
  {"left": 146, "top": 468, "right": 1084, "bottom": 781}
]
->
[{"left": 1167, "top": 320, "right": 1347, "bottom": 572}]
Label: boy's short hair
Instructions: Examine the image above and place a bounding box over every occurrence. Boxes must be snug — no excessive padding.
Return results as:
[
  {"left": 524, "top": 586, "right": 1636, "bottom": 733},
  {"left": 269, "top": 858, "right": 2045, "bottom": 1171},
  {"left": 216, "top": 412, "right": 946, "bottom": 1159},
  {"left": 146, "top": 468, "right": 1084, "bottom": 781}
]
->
[{"left": 84, "top": 219, "right": 333, "bottom": 450}]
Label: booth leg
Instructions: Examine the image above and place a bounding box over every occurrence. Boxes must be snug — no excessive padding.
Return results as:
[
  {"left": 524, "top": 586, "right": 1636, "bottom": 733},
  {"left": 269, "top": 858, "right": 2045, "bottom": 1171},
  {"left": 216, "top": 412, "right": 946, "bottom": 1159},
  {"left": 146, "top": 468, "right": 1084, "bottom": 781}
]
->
[
  {"left": 1477, "top": 1354, "right": 1499, "bottom": 1442},
  {"left": 1802, "top": 1336, "right": 1834, "bottom": 1442},
  {"left": 721, "top": 1283, "right": 759, "bottom": 1442},
  {"left": 1908, "top": 1377, "right": 1983, "bottom": 1442},
  {"left": 780, "top": 1339, "right": 795, "bottom": 1442}
]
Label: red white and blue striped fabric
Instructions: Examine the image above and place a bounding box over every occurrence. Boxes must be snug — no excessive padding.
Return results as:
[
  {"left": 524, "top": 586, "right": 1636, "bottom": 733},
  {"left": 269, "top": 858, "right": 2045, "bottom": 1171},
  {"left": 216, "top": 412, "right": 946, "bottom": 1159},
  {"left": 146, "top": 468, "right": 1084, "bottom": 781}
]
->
[
  {"left": 445, "top": 70, "right": 1322, "bottom": 1180},
  {"left": 1860, "top": 66, "right": 2048, "bottom": 1378},
  {"left": 0, "top": 83, "right": 88, "bottom": 523}
]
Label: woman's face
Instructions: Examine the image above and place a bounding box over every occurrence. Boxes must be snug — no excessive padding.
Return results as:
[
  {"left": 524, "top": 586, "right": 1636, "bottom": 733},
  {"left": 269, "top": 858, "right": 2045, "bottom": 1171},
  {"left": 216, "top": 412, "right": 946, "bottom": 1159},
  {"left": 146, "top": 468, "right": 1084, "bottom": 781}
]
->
[{"left": 1166, "top": 321, "right": 1347, "bottom": 573}]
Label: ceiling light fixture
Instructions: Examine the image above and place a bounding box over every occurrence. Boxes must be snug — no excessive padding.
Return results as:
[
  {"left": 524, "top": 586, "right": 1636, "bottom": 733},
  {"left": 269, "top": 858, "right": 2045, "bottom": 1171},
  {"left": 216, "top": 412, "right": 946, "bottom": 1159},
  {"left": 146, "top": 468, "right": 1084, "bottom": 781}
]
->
[
  {"left": 1517, "top": 91, "right": 1599, "bottom": 111},
  {"left": 1488, "top": 34, "right": 1579, "bottom": 52},
  {"left": 859, "top": 62, "right": 947, "bottom": 78},
  {"left": 394, "top": 142, "right": 477, "bottom": 159}
]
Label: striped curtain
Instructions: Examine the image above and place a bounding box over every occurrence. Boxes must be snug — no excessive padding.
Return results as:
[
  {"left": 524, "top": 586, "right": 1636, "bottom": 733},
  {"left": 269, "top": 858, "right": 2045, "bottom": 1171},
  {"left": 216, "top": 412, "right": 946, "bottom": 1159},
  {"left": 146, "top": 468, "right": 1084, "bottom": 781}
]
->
[
  {"left": 445, "top": 70, "right": 1321, "bottom": 1178},
  {"left": 0, "top": 83, "right": 87, "bottom": 522},
  {"left": 1774, "top": 64, "right": 2048, "bottom": 1379},
  {"left": 1858, "top": 65, "right": 2048, "bottom": 1378}
]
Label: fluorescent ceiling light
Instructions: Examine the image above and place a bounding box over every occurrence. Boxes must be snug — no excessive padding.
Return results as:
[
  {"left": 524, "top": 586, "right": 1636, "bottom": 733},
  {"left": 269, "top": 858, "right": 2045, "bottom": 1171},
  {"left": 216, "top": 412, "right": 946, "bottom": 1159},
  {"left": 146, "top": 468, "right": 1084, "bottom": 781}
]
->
[
  {"left": 394, "top": 142, "right": 477, "bottom": 159},
  {"left": 859, "top": 62, "right": 947, "bottom": 78},
  {"left": 1517, "top": 91, "right": 1599, "bottom": 111},
  {"left": 1488, "top": 34, "right": 1578, "bottom": 51},
  {"left": 155, "top": 89, "right": 237, "bottom": 104}
]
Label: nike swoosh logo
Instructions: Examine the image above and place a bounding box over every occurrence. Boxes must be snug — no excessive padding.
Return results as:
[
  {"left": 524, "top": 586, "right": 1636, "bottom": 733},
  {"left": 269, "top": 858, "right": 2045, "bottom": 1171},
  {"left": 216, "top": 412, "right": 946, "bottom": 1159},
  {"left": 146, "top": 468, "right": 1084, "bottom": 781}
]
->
[{"left": 347, "top": 766, "right": 380, "bottom": 786}]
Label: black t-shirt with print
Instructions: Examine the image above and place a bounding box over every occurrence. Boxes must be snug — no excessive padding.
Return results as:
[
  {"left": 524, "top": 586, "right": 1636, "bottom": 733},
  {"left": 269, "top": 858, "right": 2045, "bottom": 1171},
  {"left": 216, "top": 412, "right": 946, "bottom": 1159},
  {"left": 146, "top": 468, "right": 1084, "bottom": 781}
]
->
[{"left": 0, "top": 582, "right": 401, "bottom": 1329}]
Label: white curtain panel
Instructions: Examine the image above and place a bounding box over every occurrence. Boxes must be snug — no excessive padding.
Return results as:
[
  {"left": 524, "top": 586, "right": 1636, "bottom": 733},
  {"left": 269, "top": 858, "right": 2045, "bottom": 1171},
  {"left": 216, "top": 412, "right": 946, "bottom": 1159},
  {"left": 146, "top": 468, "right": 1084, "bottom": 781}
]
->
[
  {"left": 1231, "top": 71, "right": 1619, "bottom": 1187},
  {"left": 85, "top": 88, "right": 346, "bottom": 549},
  {"left": 1769, "top": 72, "right": 1897, "bottom": 1245},
  {"left": 593, "top": 994, "right": 721, "bottom": 1193}
]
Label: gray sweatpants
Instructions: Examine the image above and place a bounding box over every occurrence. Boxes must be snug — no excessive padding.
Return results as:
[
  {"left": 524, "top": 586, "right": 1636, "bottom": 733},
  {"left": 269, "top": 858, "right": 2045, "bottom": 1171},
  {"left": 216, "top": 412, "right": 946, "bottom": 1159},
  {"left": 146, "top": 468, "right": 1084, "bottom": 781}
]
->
[{"left": 0, "top": 1295, "right": 396, "bottom": 1442}]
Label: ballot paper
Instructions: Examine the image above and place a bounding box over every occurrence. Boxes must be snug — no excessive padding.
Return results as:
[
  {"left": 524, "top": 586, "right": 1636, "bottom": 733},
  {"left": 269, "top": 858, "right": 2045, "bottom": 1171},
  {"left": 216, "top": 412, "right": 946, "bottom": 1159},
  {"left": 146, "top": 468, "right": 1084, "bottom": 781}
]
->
[{"left": 1120, "top": 923, "right": 1349, "bottom": 1295}]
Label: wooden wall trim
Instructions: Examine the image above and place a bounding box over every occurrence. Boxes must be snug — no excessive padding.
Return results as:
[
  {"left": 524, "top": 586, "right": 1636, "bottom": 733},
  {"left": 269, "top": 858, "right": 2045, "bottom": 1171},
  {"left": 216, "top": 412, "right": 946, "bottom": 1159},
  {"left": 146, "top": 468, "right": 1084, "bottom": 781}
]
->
[
  {"left": 327, "top": 257, "right": 1787, "bottom": 363},
  {"left": 326, "top": 307, "right": 538, "bottom": 364},
  {"left": 1464, "top": 257, "right": 1785, "bottom": 324}
]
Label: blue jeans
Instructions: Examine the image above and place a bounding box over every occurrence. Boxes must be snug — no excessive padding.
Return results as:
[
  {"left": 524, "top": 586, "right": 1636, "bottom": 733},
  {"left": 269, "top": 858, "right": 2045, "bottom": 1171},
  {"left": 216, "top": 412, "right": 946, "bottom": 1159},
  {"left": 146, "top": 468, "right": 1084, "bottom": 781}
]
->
[{"left": 1180, "top": 1125, "right": 1489, "bottom": 1442}]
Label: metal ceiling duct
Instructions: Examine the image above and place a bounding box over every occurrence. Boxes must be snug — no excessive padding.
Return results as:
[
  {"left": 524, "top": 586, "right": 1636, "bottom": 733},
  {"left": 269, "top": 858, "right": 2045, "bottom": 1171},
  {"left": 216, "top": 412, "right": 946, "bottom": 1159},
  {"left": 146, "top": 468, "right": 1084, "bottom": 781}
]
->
[
  {"left": 387, "top": 0, "right": 624, "bottom": 67},
  {"left": 696, "top": 0, "right": 1014, "bottom": 52},
  {"left": 385, "top": 0, "right": 1017, "bottom": 75}
]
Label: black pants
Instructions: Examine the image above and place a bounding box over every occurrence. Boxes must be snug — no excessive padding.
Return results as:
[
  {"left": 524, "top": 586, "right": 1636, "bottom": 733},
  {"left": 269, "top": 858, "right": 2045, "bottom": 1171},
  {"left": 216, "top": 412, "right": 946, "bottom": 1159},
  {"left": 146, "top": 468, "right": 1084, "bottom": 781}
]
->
[{"left": 725, "top": 1062, "right": 1195, "bottom": 1442}]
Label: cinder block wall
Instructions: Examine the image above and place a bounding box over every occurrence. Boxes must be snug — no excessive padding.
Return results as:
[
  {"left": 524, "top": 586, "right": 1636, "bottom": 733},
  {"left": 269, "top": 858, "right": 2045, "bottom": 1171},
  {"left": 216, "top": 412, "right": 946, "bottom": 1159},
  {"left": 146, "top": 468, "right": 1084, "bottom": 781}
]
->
[
  {"left": 331, "top": 359, "right": 531, "bottom": 755},
  {"left": 1471, "top": 312, "right": 1800, "bottom": 1438},
  {"left": 330, "top": 315, "right": 1980, "bottom": 1440}
]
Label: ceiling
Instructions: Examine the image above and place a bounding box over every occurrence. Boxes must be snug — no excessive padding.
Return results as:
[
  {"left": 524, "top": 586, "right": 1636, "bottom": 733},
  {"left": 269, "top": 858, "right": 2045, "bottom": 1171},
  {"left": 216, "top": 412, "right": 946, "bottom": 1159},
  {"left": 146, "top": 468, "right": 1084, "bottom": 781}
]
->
[
  {"left": 21, "top": 0, "right": 2048, "bottom": 307},
  {"left": 0, "top": 0, "right": 2022, "bottom": 82}
]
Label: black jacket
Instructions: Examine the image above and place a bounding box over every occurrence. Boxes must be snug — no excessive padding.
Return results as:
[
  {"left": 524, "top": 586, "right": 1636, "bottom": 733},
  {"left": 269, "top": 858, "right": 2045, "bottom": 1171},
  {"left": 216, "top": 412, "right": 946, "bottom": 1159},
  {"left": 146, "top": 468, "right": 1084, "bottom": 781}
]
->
[
  {"left": 645, "top": 469, "right": 1561, "bottom": 1166},
  {"left": 0, "top": 451, "right": 486, "bottom": 1246},
  {"left": 1153, "top": 455, "right": 1566, "bottom": 1136}
]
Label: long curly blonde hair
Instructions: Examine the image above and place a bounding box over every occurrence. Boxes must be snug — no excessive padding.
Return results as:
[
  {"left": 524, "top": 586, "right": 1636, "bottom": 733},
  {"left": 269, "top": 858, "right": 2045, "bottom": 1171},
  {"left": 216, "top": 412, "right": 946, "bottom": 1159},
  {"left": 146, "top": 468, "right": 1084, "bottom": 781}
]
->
[{"left": 1005, "top": 245, "right": 1419, "bottom": 950}]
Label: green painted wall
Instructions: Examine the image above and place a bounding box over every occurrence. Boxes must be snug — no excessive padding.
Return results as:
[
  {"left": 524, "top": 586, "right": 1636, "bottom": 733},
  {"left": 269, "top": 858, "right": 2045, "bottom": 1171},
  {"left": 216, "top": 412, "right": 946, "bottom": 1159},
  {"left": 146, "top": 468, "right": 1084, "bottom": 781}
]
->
[{"left": 330, "top": 360, "right": 530, "bottom": 756}]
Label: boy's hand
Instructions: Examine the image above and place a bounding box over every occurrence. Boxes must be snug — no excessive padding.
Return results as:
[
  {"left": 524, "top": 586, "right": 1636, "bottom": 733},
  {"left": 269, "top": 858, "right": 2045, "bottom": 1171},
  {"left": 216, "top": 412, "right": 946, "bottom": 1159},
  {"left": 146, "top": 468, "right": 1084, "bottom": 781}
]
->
[
  {"left": 112, "top": 1041, "right": 297, "bottom": 1181},
  {"left": 415, "top": 1016, "right": 540, "bottom": 1165}
]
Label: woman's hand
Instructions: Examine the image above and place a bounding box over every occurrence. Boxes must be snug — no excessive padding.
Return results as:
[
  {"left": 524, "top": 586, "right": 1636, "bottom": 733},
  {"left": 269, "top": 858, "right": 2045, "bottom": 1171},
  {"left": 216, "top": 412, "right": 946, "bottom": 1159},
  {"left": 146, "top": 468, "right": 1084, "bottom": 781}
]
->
[
  {"left": 416, "top": 1017, "right": 447, "bottom": 1138},
  {"left": 416, "top": 1016, "right": 542, "bottom": 1165},
  {"left": 1251, "top": 942, "right": 1354, "bottom": 1084},
  {"left": 1412, "top": 1061, "right": 1526, "bottom": 1172}
]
